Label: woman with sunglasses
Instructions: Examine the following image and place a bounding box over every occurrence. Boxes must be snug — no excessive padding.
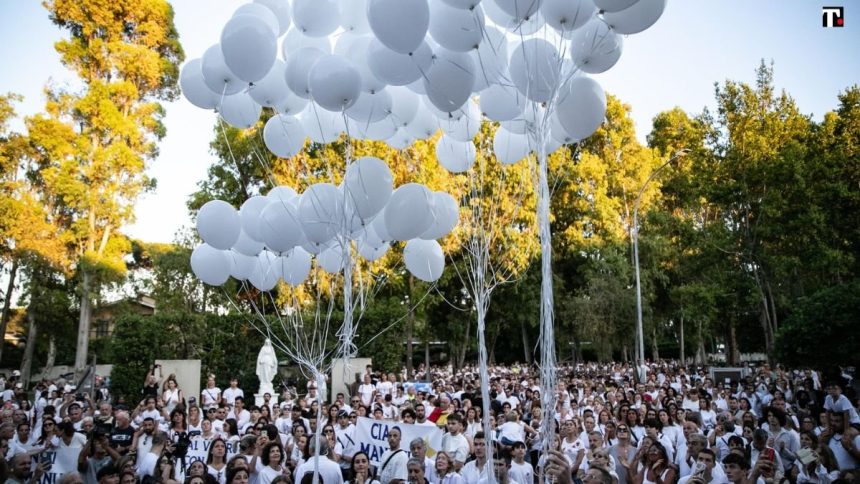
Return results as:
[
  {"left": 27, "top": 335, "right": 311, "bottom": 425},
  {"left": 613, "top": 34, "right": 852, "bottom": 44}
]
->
[{"left": 609, "top": 423, "right": 637, "bottom": 484}]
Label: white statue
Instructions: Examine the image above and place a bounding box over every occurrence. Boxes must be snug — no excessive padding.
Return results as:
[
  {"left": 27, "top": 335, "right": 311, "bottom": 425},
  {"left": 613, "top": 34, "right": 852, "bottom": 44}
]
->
[{"left": 256, "top": 339, "right": 278, "bottom": 393}]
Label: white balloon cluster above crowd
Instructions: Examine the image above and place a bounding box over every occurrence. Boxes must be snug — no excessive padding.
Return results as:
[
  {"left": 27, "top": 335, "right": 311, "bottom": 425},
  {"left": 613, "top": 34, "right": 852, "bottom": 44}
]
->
[
  {"left": 180, "top": 0, "right": 666, "bottom": 289},
  {"left": 191, "top": 157, "right": 458, "bottom": 288}
]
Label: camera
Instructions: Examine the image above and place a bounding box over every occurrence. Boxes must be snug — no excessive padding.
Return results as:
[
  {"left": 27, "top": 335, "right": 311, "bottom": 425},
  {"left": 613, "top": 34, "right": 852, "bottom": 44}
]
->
[
  {"left": 168, "top": 432, "right": 191, "bottom": 459},
  {"left": 94, "top": 420, "right": 113, "bottom": 438}
]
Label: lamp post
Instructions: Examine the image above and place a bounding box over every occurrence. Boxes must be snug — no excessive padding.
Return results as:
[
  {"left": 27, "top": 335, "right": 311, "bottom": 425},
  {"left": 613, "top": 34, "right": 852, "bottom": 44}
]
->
[{"left": 633, "top": 149, "right": 689, "bottom": 369}]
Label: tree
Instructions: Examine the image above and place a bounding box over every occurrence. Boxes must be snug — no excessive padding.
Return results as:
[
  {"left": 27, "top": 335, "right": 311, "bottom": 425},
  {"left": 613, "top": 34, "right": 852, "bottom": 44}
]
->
[{"left": 26, "top": 0, "right": 184, "bottom": 374}]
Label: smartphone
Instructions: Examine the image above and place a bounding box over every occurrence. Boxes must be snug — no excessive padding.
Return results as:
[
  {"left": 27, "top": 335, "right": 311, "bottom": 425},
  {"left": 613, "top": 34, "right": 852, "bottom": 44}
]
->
[
  {"left": 40, "top": 453, "right": 53, "bottom": 472},
  {"left": 761, "top": 448, "right": 775, "bottom": 478}
]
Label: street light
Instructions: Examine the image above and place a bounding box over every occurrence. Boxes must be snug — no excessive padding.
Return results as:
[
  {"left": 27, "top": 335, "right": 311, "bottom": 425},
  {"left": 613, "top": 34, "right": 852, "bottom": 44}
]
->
[{"left": 633, "top": 149, "right": 689, "bottom": 370}]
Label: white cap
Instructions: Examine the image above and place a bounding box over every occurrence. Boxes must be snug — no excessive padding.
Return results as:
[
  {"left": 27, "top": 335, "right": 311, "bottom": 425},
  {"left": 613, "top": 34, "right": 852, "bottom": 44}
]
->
[{"left": 12, "top": 370, "right": 20, "bottom": 377}]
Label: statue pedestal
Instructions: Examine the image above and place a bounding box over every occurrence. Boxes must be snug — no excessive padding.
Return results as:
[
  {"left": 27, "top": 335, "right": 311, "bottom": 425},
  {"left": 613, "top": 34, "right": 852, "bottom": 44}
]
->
[{"left": 255, "top": 392, "right": 279, "bottom": 408}]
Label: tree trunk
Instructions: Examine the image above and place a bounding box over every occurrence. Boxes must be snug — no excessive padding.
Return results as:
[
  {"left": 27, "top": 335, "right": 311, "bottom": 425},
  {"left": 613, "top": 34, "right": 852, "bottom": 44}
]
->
[
  {"left": 75, "top": 271, "right": 92, "bottom": 377},
  {"left": 679, "top": 316, "right": 685, "bottom": 365},
  {"left": 43, "top": 335, "right": 57, "bottom": 379},
  {"left": 406, "top": 277, "right": 415, "bottom": 380},
  {"left": 457, "top": 316, "right": 471, "bottom": 370},
  {"left": 424, "top": 340, "right": 430, "bottom": 382},
  {"left": 727, "top": 321, "right": 740, "bottom": 366},
  {"left": 695, "top": 321, "right": 705, "bottom": 364},
  {"left": 622, "top": 345, "right": 628, "bottom": 363},
  {"left": 0, "top": 259, "right": 19, "bottom": 364},
  {"left": 521, "top": 320, "right": 531, "bottom": 364},
  {"left": 651, "top": 327, "right": 660, "bottom": 361},
  {"left": 20, "top": 310, "right": 38, "bottom": 389}
]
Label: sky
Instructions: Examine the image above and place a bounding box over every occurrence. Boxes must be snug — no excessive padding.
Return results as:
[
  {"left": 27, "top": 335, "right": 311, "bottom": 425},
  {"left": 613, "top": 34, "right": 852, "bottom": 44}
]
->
[{"left": 0, "top": 0, "right": 857, "bottom": 245}]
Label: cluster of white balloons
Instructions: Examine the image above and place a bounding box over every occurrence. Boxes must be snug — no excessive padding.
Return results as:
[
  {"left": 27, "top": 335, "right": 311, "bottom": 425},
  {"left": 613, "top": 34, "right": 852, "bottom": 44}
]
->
[
  {"left": 190, "top": 157, "right": 458, "bottom": 287},
  {"left": 179, "top": 0, "right": 666, "bottom": 171}
]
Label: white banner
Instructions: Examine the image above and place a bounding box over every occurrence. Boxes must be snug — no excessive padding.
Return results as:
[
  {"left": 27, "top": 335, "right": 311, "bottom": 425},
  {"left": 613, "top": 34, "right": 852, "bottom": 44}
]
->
[
  {"left": 36, "top": 447, "right": 78, "bottom": 484},
  {"left": 353, "top": 417, "right": 443, "bottom": 467}
]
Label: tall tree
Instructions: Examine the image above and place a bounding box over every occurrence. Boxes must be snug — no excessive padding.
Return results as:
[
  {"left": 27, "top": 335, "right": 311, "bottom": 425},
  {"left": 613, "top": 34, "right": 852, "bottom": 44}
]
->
[{"left": 26, "top": 0, "right": 184, "bottom": 374}]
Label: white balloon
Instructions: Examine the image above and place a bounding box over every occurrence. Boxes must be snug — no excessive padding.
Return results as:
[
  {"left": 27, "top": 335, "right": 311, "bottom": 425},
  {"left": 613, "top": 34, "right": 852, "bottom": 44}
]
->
[
  {"left": 317, "top": 246, "right": 345, "bottom": 273},
  {"left": 267, "top": 185, "right": 299, "bottom": 203},
  {"left": 263, "top": 114, "right": 306, "bottom": 158},
  {"left": 405, "top": 105, "right": 439, "bottom": 139},
  {"left": 308, "top": 55, "right": 363, "bottom": 111},
  {"left": 349, "top": 117, "right": 398, "bottom": 141},
  {"left": 201, "top": 44, "right": 245, "bottom": 96},
  {"left": 423, "top": 49, "right": 476, "bottom": 114},
  {"left": 441, "top": 99, "right": 481, "bottom": 142},
  {"left": 234, "top": 4, "right": 280, "bottom": 36},
  {"left": 346, "top": 89, "right": 392, "bottom": 125},
  {"left": 346, "top": 36, "right": 386, "bottom": 94},
  {"left": 493, "top": 128, "right": 531, "bottom": 165},
  {"left": 501, "top": 105, "right": 540, "bottom": 134},
  {"left": 300, "top": 106, "right": 342, "bottom": 144},
  {"left": 344, "top": 156, "right": 394, "bottom": 220},
  {"left": 545, "top": 135, "right": 564, "bottom": 155},
  {"left": 197, "top": 200, "right": 241, "bottom": 250},
  {"left": 292, "top": 0, "right": 341, "bottom": 37},
  {"left": 191, "top": 244, "right": 231, "bottom": 286},
  {"left": 284, "top": 47, "right": 326, "bottom": 99},
  {"left": 404, "top": 239, "right": 445, "bottom": 282},
  {"left": 233, "top": 229, "right": 265, "bottom": 256},
  {"left": 480, "top": 83, "right": 526, "bottom": 122},
  {"left": 228, "top": 250, "right": 257, "bottom": 280},
  {"left": 386, "top": 128, "right": 415, "bottom": 150},
  {"left": 340, "top": 0, "right": 371, "bottom": 34},
  {"left": 358, "top": 241, "right": 389, "bottom": 261},
  {"left": 249, "top": 250, "right": 280, "bottom": 291},
  {"left": 421, "top": 192, "right": 459, "bottom": 239},
  {"left": 367, "top": 39, "right": 433, "bottom": 86},
  {"left": 301, "top": 240, "right": 328, "bottom": 255},
  {"left": 471, "top": 25, "right": 508, "bottom": 91},
  {"left": 218, "top": 92, "right": 262, "bottom": 129},
  {"left": 249, "top": 60, "right": 289, "bottom": 107},
  {"left": 593, "top": 0, "right": 638, "bottom": 13},
  {"left": 387, "top": 87, "right": 420, "bottom": 126},
  {"left": 279, "top": 247, "right": 312, "bottom": 286},
  {"left": 367, "top": 0, "right": 430, "bottom": 54},
  {"left": 556, "top": 76, "right": 606, "bottom": 140},
  {"left": 259, "top": 199, "right": 304, "bottom": 252},
  {"left": 282, "top": 28, "right": 332, "bottom": 57},
  {"left": 357, "top": 221, "right": 385, "bottom": 247},
  {"left": 274, "top": 88, "right": 309, "bottom": 115},
  {"left": 371, "top": 210, "right": 393, "bottom": 241},
  {"left": 181, "top": 59, "right": 220, "bottom": 110},
  {"left": 550, "top": 110, "right": 577, "bottom": 144},
  {"left": 570, "top": 17, "right": 623, "bottom": 74},
  {"left": 494, "top": 0, "right": 542, "bottom": 20},
  {"left": 298, "top": 183, "right": 344, "bottom": 244},
  {"left": 509, "top": 38, "right": 561, "bottom": 103},
  {"left": 429, "top": 2, "right": 485, "bottom": 52},
  {"left": 384, "top": 183, "right": 435, "bottom": 241},
  {"left": 441, "top": 0, "right": 481, "bottom": 8},
  {"left": 603, "top": 0, "right": 665, "bottom": 34},
  {"left": 541, "top": 0, "right": 595, "bottom": 32},
  {"left": 436, "top": 135, "right": 476, "bottom": 173},
  {"left": 221, "top": 13, "right": 278, "bottom": 83},
  {"left": 239, "top": 195, "right": 271, "bottom": 241},
  {"left": 254, "top": 0, "right": 292, "bottom": 35}
]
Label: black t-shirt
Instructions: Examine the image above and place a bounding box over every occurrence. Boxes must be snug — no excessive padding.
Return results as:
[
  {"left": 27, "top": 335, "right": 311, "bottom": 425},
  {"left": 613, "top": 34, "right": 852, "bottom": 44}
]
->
[
  {"left": 142, "top": 384, "right": 159, "bottom": 399},
  {"left": 110, "top": 425, "right": 135, "bottom": 450}
]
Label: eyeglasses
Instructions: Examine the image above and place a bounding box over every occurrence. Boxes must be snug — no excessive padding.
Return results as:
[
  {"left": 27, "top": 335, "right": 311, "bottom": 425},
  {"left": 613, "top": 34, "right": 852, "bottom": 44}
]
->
[
  {"left": 351, "top": 400, "right": 360, "bottom": 404},
  {"left": 617, "top": 428, "right": 628, "bottom": 433},
  {"left": 324, "top": 429, "right": 334, "bottom": 434}
]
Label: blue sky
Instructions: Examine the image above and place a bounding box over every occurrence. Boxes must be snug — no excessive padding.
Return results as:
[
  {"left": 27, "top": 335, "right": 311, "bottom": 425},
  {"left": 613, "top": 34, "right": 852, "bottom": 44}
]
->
[{"left": 0, "top": 0, "right": 857, "bottom": 244}]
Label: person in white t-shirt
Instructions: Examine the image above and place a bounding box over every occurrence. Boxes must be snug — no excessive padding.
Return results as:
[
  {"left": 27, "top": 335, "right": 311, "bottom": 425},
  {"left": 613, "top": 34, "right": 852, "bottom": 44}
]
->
[
  {"left": 508, "top": 442, "right": 533, "bottom": 484},
  {"left": 201, "top": 375, "right": 222, "bottom": 410},
  {"left": 824, "top": 381, "right": 860, "bottom": 433},
  {"left": 358, "top": 375, "right": 376, "bottom": 408},
  {"left": 222, "top": 378, "right": 244, "bottom": 408}
]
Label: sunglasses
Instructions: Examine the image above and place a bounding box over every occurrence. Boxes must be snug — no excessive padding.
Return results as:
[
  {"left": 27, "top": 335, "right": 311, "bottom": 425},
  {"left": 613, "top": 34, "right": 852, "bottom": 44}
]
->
[
  {"left": 324, "top": 429, "right": 334, "bottom": 434},
  {"left": 617, "top": 428, "right": 628, "bottom": 432},
  {"left": 254, "top": 427, "right": 264, "bottom": 431}
]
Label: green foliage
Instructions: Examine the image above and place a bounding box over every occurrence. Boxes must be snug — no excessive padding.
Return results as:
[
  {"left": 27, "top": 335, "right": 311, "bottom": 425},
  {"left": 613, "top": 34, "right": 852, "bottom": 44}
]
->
[{"left": 775, "top": 280, "right": 860, "bottom": 373}]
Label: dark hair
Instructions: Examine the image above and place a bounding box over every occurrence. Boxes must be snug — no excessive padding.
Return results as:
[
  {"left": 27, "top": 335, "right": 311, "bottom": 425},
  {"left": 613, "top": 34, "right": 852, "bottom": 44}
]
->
[
  {"left": 350, "top": 451, "right": 370, "bottom": 475},
  {"left": 764, "top": 406, "right": 787, "bottom": 427},
  {"left": 226, "top": 466, "right": 248, "bottom": 484},
  {"left": 224, "top": 419, "right": 239, "bottom": 437},
  {"left": 446, "top": 413, "right": 462, "bottom": 424},
  {"left": 722, "top": 453, "right": 750, "bottom": 470},
  {"left": 643, "top": 418, "right": 663, "bottom": 431},
  {"left": 261, "top": 441, "right": 285, "bottom": 466},
  {"left": 697, "top": 448, "right": 716, "bottom": 460},
  {"left": 207, "top": 438, "right": 228, "bottom": 464},
  {"left": 401, "top": 408, "right": 416, "bottom": 420}
]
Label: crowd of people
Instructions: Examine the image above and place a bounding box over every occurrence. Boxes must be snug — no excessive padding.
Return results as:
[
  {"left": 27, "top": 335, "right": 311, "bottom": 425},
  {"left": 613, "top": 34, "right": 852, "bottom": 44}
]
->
[{"left": 0, "top": 360, "right": 858, "bottom": 484}]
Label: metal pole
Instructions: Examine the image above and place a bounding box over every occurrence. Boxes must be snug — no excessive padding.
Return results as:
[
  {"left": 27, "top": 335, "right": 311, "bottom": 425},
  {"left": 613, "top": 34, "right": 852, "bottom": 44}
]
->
[{"left": 633, "top": 150, "right": 689, "bottom": 369}]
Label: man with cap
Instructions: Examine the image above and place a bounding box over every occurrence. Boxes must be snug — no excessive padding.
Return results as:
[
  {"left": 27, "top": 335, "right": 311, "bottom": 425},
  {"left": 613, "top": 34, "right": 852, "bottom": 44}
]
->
[{"left": 334, "top": 410, "right": 357, "bottom": 480}]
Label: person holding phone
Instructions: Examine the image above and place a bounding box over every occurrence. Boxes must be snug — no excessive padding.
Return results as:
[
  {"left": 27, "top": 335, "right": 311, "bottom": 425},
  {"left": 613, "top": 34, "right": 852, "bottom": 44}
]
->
[{"left": 750, "top": 429, "right": 783, "bottom": 484}]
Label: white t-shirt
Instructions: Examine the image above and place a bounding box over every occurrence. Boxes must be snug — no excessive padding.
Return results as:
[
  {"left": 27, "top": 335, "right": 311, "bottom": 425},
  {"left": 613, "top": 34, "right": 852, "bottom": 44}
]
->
[
  {"left": 257, "top": 466, "right": 287, "bottom": 484},
  {"left": 509, "top": 461, "right": 534, "bottom": 484},
  {"left": 358, "top": 383, "right": 376, "bottom": 407},
  {"left": 222, "top": 387, "right": 245, "bottom": 406},
  {"left": 824, "top": 394, "right": 860, "bottom": 424},
  {"left": 295, "top": 456, "right": 345, "bottom": 484},
  {"left": 136, "top": 451, "right": 159, "bottom": 478},
  {"left": 828, "top": 432, "right": 860, "bottom": 471},
  {"left": 202, "top": 387, "right": 222, "bottom": 409},
  {"left": 377, "top": 381, "right": 393, "bottom": 397}
]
